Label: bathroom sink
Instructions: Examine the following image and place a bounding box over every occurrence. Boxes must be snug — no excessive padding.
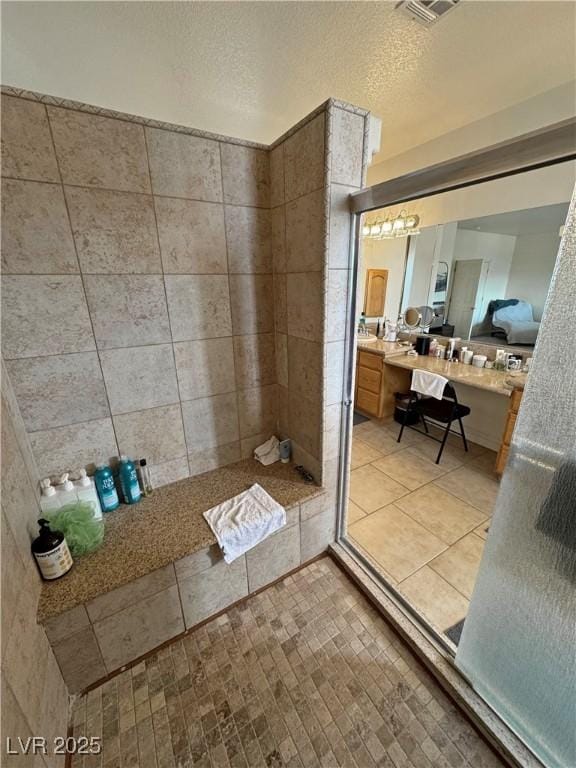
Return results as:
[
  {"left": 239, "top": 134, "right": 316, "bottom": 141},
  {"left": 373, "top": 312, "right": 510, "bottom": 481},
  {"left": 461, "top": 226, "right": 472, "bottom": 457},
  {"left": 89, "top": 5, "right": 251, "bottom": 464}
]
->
[{"left": 357, "top": 333, "right": 378, "bottom": 343}]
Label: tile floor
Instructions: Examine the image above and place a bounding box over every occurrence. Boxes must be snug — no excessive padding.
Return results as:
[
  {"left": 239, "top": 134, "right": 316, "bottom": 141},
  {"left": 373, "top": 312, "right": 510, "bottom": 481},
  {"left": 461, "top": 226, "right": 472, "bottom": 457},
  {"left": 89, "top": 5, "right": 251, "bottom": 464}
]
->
[
  {"left": 347, "top": 417, "right": 499, "bottom": 638},
  {"left": 71, "top": 558, "right": 504, "bottom": 768}
]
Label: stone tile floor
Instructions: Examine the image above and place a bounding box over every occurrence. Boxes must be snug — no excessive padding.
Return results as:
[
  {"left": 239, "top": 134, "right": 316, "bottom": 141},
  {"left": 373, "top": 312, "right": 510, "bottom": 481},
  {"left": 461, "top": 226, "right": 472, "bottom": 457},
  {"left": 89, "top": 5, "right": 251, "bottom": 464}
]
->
[
  {"left": 347, "top": 418, "right": 500, "bottom": 637},
  {"left": 71, "top": 558, "right": 505, "bottom": 768}
]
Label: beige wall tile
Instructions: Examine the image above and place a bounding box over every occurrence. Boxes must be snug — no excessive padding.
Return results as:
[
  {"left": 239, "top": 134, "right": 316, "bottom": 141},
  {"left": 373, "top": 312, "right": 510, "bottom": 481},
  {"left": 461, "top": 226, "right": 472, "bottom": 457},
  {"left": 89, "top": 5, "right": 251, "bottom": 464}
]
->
[
  {"left": 86, "top": 564, "right": 176, "bottom": 623},
  {"left": 240, "top": 432, "right": 270, "bottom": 459},
  {"left": 271, "top": 206, "right": 286, "bottom": 274},
  {"left": 287, "top": 336, "right": 322, "bottom": 399},
  {"left": 100, "top": 344, "right": 179, "bottom": 415},
  {"left": 225, "top": 206, "right": 271, "bottom": 274},
  {"left": 165, "top": 274, "right": 232, "bottom": 341},
  {"left": 181, "top": 392, "right": 239, "bottom": 449},
  {"left": 292, "top": 442, "right": 321, "bottom": 484},
  {"left": 149, "top": 457, "right": 190, "bottom": 488},
  {"left": 30, "top": 417, "right": 118, "bottom": 477},
  {"left": 114, "top": 404, "right": 186, "bottom": 465},
  {"left": 7, "top": 352, "right": 109, "bottom": 432},
  {"left": 43, "top": 604, "right": 91, "bottom": 645},
  {"left": 233, "top": 333, "right": 276, "bottom": 389},
  {"left": 286, "top": 272, "right": 323, "bottom": 342},
  {"left": 349, "top": 504, "right": 447, "bottom": 582},
  {"left": 300, "top": 506, "right": 336, "bottom": 562},
  {"left": 1, "top": 512, "right": 30, "bottom": 645},
  {"left": 1, "top": 179, "right": 78, "bottom": 274},
  {"left": 284, "top": 114, "right": 325, "bottom": 202},
  {"left": 273, "top": 273, "right": 287, "bottom": 333},
  {"left": 238, "top": 384, "right": 277, "bottom": 438},
  {"left": 1, "top": 96, "right": 59, "bottom": 182},
  {"left": 285, "top": 188, "right": 325, "bottom": 272},
  {"left": 2, "top": 360, "right": 41, "bottom": 494},
  {"left": 324, "top": 341, "right": 345, "bottom": 406},
  {"left": 331, "top": 108, "right": 365, "bottom": 187},
  {"left": 188, "top": 441, "right": 240, "bottom": 476},
  {"left": 155, "top": 197, "right": 227, "bottom": 274},
  {"left": 395, "top": 485, "right": 486, "bottom": 545},
  {"left": 175, "top": 543, "right": 222, "bottom": 581},
  {"left": 178, "top": 556, "right": 248, "bottom": 628},
  {"left": 275, "top": 333, "right": 288, "bottom": 388},
  {"left": 269, "top": 144, "right": 285, "bottom": 207},
  {"left": 278, "top": 385, "right": 290, "bottom": 438},
  {"left": 48, "top": 107, "right": 150, "bottom": 193},
  {"left": 428, "top": 532, "right": 485, "bottom": 599},
  {"left": 288, "top": 391, "right": 321, "bottom": 459},
  {"left": 349, "top": 464, "right": 409, "bottom": 513},
  {"left": 326, "top": 270, "right": 349, "bottom": 342},
  {"left": 300, "top": 492, "right": 329, "bottom": 522},
  {"left": 146, "top": 128, "right": 222, "bottom": 201},
  {"left": 328, "top": 184, "right": 356, "bottom": 269},
  {"left": 2, "top": 276, "right": 95, "bottom": 359},
  {"left": 221, "top": 144, "right": 269, "bottom": 208},
  {"left": 52, "top": 625, "right": 107, "bottom": 692},
  {"left": 66, "top": 186, "right": 161, "bottom": 274},
  {"left": 93, "top": 585, "right": 184, "bottom": 671},
  {"left": 324, "top": 403, "right": 342, "bottom": 461},
  {"left": 229, "top": 274, "right": 274, "bottom": 335},
  {"left": 246, "top": 523, "right": 300, "bottom": 592},
  {"left": 399, "top": 566, "right": 469, "bottom": 632},
  {"left": 85, "top": 275, "right": 171, "bottom": 349},
  {"left": 174, "top": 337, "right": 236, "bottom": 400}
]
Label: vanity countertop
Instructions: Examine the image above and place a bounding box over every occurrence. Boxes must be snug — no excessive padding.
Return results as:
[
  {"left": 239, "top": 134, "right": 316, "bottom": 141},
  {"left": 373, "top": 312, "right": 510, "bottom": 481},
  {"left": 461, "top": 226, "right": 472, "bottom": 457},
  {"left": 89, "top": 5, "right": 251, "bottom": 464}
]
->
[
  {"left": 37, "top": 459, "right": 324, "bottom": 622},
  {"left": 385, "top": 354, "right": 518, "bottom": 396},
  {"left": 357, "top": 338, "right": 407, "bottom": 358}
]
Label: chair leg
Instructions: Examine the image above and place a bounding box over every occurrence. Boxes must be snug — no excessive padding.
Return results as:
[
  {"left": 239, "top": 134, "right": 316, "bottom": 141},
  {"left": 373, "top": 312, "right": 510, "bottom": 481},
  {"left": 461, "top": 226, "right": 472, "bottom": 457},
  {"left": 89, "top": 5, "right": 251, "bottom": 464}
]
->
[
  {"left": 420, "top": 414, "right": 429, "bottom": 434},
  {"left": 436, "top": 420, "right": 452, "bottom": 464},
  {"left": 398, "top": 402, "right": 411, "bottom": 444},
  {"left": 458, "top": 416, "right": 469, "bottom": 452}
]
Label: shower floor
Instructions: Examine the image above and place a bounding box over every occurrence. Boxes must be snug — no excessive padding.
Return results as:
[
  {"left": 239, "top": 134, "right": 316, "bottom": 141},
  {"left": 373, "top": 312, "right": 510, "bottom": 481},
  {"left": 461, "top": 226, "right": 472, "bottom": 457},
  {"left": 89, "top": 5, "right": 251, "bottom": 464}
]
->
[{"left": 71, "top": 558, "right": 504, "bottom": 768}]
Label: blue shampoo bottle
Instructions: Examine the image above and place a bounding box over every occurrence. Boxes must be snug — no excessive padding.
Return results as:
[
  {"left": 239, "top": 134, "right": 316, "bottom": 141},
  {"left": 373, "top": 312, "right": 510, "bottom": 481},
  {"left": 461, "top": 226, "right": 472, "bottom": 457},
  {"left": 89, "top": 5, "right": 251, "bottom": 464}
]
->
[
  {"left": 119, "top": 456, "right": 142, "bottom": 504},
  {"left": 94, "top": 464, "right": 120, "bottom": 512}
]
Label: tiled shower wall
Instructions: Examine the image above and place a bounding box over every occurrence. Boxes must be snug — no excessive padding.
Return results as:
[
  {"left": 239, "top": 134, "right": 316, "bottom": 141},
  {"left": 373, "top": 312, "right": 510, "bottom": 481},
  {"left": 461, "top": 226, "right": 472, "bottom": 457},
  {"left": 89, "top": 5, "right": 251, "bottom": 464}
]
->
[
  {"left": 1, "top": 363, "right": 69, "bottom": 767},
  {"left": 1, "top": 94, "right": 276, "bottom": 485}
]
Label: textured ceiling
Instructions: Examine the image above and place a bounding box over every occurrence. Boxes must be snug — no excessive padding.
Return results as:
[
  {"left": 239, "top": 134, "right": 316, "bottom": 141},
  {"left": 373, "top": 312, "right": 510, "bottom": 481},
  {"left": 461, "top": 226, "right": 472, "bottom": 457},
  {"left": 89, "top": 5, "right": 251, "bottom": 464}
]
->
[
  {"left": 459, "top": 202, "right": 570, "bottom": 236},
  {"left": 2, "top": 1, "right": 575, "bottom": 162}
]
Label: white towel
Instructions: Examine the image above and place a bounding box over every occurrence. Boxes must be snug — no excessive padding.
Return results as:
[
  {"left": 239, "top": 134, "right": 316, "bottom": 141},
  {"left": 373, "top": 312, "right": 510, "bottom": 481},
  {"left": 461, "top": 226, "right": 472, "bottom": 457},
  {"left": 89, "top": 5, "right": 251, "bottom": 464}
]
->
[
  {"left": 412, "top": 369, "right": 448, "bottom": 401},
  {"left": 203, "top": 484, "right": 286, "bottom": 564},
  {"left": 254, "top": 435, "right": 280, "bottom": 466}
]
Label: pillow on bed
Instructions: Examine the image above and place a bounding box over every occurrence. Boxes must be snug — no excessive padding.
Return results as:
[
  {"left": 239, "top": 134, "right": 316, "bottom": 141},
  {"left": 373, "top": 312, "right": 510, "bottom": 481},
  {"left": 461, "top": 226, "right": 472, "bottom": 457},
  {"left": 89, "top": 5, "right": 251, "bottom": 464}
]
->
[{"left": 493, "top": 300, "right": 534, "bottom": 324}]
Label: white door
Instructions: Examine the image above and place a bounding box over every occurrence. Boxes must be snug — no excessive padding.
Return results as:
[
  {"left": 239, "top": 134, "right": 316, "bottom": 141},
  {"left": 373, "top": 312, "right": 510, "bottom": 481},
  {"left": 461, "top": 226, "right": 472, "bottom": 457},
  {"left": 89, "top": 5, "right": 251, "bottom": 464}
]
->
[{"left": 447, "top": 259, "right": 483, "bottom": 338}]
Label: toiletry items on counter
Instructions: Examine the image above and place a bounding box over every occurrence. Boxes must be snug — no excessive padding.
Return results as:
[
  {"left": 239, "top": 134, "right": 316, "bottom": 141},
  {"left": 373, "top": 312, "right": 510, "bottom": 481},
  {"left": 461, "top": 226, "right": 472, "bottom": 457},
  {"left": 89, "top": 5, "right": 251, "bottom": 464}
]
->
[
  {"left": 73, "top": 468, "right": 103, "bottom": 519},
  {"left": 494, "top": 349, "right": 507, "bottom": 371},
  {"left": 94, "top": 464, "right": 120, "bottom": 512},
  {"left": 32, "top": 519, "right": 73, "bottom": 580},
  {"left": 40, "top": 478, "right": 62, "bottom": 514},
  {"left": 472, "top": 354, "right": 487, "bottom": 368},
  {"left": 119, "top": 456, "right": 142, "bottom": 504},
  {"left": 461, "top": 348, "right": 474, "bottom": 365},
  {"left": 137, "top": 459, "right": 153, "bottom": 497}
]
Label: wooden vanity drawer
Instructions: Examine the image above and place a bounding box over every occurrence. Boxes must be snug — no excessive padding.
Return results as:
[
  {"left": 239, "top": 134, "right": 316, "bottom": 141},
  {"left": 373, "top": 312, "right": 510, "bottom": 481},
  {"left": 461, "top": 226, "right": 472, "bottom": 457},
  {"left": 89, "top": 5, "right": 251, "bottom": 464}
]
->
[
  {"left": 357, "top": 351, "right": 382, "bottom": 371},
  {"left": 356, "top": 387, "right": 380, "bottom": 416},
  {"left": 357, "top": 366, "right": 381, "bottom": 394}
]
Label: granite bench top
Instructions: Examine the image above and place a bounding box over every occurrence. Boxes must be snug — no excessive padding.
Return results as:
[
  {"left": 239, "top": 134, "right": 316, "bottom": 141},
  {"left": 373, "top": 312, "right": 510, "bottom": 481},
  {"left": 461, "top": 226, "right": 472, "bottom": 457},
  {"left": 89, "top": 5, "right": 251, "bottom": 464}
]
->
[{"left": 37, "top": 459, "right": 324, "bottom": 623}]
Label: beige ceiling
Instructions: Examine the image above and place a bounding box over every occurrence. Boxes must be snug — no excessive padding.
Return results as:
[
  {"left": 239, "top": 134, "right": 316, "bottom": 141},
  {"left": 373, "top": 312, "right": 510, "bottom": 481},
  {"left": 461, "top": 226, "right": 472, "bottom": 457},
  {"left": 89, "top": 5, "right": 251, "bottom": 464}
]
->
[{"left": 2, "top": 1, "right": 575, "bottom": 162}]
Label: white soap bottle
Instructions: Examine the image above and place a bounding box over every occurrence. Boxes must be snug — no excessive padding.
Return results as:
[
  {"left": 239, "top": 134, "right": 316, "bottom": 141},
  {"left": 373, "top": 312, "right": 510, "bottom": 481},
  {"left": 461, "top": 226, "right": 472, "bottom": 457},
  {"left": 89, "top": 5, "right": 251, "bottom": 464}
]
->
[
  {"left": 55, "top": 473, "right": 77, "bottom": 507},
  {"left": 39, "top": 478, "right": 62, "bottom": 514},
  {"left": 74, "top": 468, "right": 103, "bottom": 520}
]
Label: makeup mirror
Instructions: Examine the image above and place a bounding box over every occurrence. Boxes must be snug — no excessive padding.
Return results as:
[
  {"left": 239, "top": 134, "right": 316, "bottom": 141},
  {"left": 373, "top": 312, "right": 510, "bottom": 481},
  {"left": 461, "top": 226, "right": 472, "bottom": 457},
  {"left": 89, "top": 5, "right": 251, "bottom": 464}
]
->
[{"left": 403, "top": 306, "right": 421, "bottom": 329}]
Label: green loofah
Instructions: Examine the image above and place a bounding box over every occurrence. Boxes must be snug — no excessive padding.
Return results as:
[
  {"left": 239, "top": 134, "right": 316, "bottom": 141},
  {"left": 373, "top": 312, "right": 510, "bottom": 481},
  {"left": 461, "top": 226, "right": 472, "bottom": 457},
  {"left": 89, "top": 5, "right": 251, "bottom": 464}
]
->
[{"left": 48, "top": 502, "right": 104, "bottom": 557}]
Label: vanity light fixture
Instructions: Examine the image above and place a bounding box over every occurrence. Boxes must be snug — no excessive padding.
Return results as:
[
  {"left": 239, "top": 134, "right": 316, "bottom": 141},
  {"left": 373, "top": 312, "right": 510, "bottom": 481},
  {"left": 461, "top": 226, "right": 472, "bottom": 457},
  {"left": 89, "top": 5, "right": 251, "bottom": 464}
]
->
[{"left": 362, "top": 210, "right": 421, "bottom": 240}]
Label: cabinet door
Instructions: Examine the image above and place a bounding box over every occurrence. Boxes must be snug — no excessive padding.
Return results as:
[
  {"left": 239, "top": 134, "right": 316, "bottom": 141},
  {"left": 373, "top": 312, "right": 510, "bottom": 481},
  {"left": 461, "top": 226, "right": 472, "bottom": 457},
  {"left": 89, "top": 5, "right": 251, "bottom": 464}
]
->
[{"left": 364, "top": 269, "right": 388, "bottom": 317}]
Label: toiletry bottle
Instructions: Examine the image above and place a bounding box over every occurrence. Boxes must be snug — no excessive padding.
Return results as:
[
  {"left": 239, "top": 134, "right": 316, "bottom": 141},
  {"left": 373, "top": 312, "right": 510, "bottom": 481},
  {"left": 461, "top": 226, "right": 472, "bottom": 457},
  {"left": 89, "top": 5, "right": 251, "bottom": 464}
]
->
[
  {"left": 137, "top": 459, "right": 153, "bottom": 497},
  {"left": 119, "top": 456, "right": 141, "bottom": 504},
  {"left": 32, "top": 519, "right": 73, "bottom": 581},
  {"left": 94, "top": 464, "right": 120, "bottom": 512},
  {"left": 74, "top": 468, "right": 103, "bottom": 519},
  {"left": 55, "top": 472, "right": 77, "bottom": 507},
  {"left": 39, "top": 478, "right": 62, "bottom": 514}
]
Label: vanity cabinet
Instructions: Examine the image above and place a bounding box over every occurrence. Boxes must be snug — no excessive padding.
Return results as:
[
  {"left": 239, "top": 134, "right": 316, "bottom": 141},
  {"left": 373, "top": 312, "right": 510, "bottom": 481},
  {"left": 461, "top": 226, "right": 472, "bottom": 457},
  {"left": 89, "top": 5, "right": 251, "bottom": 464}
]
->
[
  {"left": 496, "top": 387, "right": 523, "bottom": 474},
  {"left": 354, "top": 349, "right": 410, "bottom": 419}
]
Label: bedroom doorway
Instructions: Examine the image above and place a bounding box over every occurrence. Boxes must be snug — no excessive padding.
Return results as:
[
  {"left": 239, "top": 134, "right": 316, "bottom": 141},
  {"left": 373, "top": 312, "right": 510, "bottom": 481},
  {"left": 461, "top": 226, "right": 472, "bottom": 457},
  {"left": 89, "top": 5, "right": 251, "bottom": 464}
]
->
[{"left": 446, "top": 258, "right": 483, "bottom": 338}]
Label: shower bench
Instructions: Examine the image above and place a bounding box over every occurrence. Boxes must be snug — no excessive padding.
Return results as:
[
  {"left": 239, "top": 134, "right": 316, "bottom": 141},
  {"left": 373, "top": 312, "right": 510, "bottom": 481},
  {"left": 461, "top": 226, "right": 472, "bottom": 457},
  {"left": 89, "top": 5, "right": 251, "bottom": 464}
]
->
[{"left": 37, "top": 458, "right": 330, "bottom": 693}]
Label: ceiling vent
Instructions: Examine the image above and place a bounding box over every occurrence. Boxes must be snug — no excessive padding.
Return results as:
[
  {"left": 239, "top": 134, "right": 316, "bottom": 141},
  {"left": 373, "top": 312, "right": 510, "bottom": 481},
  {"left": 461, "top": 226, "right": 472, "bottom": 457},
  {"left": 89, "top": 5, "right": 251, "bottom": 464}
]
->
[{"left": 396, "top": 0, "right": 461, "bottom": 26}]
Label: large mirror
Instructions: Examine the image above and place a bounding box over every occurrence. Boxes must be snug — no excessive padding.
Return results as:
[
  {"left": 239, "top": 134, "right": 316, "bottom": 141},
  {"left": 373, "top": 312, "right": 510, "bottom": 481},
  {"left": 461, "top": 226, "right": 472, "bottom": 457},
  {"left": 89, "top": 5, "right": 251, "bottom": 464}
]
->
[{"left": 360, "top": 198, "right": 570, "bottom": 350}]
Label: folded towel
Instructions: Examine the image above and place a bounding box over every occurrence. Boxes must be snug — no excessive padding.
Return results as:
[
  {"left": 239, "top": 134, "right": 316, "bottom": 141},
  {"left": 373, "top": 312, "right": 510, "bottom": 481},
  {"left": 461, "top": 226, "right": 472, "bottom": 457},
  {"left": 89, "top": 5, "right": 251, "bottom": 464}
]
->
[
  {"left": 412, "top": 369, "right": 448, "bottom": 401},
  {"left": 254, "top": 435, "right": 280, "bottom": 466},
  {"left": 203, "top": 483, "right": 286, "bottom": 563}
]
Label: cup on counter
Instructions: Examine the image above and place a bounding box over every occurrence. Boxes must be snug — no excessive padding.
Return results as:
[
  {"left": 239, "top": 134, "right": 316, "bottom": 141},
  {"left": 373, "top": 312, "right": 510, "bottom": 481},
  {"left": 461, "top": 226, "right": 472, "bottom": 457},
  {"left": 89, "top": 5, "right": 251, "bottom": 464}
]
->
[
  {"left": 462, "top": 349, "right": 474, "bottom": 365},
  {"left": 472, "top": 354, "right": 487, "bottom": 368}
]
